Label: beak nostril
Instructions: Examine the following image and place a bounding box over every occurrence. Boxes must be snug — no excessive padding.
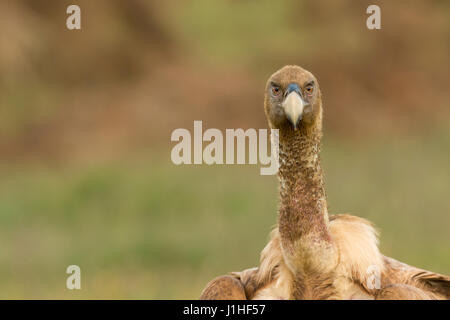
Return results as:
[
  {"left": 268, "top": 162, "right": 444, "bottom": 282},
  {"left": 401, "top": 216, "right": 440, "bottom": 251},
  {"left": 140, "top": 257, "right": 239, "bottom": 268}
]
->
[{"left": 285, "top": 83, "right": 301, "bottom": 98}]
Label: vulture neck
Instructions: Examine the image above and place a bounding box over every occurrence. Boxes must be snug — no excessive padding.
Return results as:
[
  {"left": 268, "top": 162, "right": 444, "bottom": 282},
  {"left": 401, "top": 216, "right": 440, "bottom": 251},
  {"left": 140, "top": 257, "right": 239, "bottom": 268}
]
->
[{"left": 277, "top": 123, "right": 332, "bottom": 260}]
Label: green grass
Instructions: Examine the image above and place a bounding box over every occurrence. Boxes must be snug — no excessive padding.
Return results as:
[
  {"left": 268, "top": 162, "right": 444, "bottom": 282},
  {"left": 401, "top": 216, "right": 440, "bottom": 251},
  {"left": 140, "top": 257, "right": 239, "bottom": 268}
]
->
[{"left": 0, "top": 130, "right": 449, "bottom": 299}]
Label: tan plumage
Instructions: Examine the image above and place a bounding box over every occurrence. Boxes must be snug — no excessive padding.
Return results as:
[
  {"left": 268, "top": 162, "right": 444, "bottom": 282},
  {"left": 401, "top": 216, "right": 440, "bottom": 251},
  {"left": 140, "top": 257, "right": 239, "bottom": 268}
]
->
[
  {"left": 200, "top": 65, "right": 450, "bottom": 300},
  {"left": 233, "top": 215, "right": 450, "bottom": 300}
]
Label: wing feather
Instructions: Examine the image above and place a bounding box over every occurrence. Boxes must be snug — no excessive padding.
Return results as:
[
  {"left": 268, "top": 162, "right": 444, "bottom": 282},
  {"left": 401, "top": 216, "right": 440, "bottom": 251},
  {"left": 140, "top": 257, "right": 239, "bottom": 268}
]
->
[
  {"left": 199, "top": 274, "right": 248, "bottom": 300},
  {"left": 382, "top": 256, "right": 450, "bottom": 299}
]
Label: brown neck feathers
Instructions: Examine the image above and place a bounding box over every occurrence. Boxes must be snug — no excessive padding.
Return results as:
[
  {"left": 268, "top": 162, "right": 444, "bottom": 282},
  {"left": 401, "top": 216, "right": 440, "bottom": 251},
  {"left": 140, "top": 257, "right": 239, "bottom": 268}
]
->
[{"left": 277, "top": 124, "right": 331, "bottom": 255}]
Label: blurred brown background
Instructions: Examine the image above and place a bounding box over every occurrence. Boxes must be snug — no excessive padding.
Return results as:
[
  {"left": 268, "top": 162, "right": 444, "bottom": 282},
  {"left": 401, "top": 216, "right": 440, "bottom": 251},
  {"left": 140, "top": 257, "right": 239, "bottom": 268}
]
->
[{"left": 0, "top": 0, "right": 449, "bottom": 299}]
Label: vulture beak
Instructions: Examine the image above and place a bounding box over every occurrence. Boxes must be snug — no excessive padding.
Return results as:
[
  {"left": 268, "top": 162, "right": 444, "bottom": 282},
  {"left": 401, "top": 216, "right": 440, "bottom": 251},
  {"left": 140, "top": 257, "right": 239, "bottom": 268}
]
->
[{"left": 282, "top": 83, "right": 308, "bottom": 129}]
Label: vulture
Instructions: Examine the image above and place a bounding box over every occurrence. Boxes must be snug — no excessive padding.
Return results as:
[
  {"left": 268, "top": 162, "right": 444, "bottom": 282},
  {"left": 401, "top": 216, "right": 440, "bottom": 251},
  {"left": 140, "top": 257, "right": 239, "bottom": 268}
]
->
[{"left": 200, "top": 65, "right": 450, "bottom": 300}]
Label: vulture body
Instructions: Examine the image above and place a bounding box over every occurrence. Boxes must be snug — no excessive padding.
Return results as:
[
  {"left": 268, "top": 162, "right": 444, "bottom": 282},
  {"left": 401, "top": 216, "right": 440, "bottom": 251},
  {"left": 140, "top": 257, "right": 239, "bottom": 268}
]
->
[{"left": 200, "top": 65, "right": 450, "bottom": 300}]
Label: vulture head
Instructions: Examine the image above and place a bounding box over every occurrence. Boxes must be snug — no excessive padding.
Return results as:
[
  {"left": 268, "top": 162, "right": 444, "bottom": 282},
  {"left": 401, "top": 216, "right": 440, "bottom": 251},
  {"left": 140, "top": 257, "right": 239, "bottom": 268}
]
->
[{"left": 264, "top": 65, "right": 322, "bottom": 132}]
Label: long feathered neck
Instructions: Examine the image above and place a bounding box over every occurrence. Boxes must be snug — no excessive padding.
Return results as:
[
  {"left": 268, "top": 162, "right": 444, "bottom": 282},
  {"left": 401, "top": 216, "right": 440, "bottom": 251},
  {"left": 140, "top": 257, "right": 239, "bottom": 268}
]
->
[{"left": 277, "top": 122, "right": 332, "bottom": 260}]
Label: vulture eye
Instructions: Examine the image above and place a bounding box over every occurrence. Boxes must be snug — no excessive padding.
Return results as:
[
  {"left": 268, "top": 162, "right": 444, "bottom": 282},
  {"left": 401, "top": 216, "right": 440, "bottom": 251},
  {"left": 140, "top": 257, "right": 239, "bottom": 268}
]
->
[
  {"left": 272, "top": 86, "right": 281, "bottom": 96},
  {"left": 305, "top": 85, "right": 314, "bottom": 95}
]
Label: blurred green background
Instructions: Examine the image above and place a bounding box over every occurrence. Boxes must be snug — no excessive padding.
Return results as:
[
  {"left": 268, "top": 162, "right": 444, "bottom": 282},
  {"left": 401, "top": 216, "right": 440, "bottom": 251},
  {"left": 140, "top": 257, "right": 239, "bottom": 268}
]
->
[{"left": 0, "top": 0, "right": 449, "bottom": 299}]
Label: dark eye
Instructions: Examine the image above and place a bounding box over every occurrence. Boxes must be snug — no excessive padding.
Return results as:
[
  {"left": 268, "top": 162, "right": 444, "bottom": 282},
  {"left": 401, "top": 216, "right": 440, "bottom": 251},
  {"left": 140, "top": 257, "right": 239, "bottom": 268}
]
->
[
  {"left": 272, "top": 86, "right": 281, "bottom": 96},
  {"left": 305, "top": 85, "right": 314, "bottom": 94}
]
